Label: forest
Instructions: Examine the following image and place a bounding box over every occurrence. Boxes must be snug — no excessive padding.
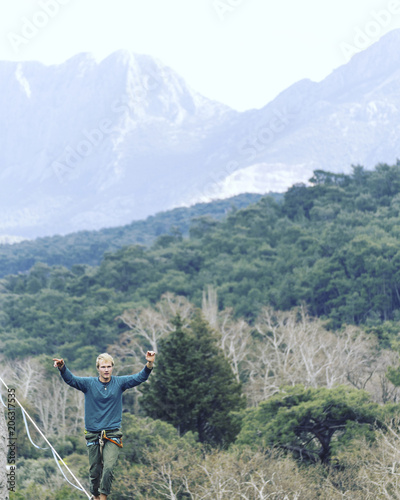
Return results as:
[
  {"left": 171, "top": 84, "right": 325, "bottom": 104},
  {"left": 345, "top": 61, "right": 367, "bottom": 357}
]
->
[
  {"left": 0, "top": 193, "right": 264, "bottom": 278},
  {"left": 3, "top": 163, "right": 400, "bottom": 498}
]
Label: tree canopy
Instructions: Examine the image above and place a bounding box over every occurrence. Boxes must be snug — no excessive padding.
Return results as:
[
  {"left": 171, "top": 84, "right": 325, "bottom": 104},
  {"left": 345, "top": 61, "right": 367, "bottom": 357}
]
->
[
  {"left": 235, "top": 385, "right": 388, "bottom": 464},
  {"left": 3, "top": 164, "right": 400, "bottom": 362},
  {"left": 140, "top": 312, "right": 245, "bottom": 446}
]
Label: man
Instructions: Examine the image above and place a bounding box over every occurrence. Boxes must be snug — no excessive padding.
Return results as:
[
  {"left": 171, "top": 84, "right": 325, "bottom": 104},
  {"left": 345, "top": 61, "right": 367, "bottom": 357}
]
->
[{"left": 53, "top": 351, "right": 155, "bottom": 500}]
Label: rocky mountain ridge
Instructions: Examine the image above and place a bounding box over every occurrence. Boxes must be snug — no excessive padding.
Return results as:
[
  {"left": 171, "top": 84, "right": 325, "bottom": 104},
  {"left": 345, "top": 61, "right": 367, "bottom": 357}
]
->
[{"left": 1, "top": 29, "right": 400, "bottom": 240}]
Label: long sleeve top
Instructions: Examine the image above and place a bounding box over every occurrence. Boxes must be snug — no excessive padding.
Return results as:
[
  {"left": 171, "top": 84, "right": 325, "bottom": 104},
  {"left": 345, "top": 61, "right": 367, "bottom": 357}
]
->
[{"left": 59, "top": 364, "right": 152, "bottom": 432}]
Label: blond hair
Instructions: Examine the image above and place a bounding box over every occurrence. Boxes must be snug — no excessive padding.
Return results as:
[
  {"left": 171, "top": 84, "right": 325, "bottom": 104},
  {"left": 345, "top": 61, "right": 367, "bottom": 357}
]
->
[{"left": 96, "top": 353, "right": 115, "bottom": 369}]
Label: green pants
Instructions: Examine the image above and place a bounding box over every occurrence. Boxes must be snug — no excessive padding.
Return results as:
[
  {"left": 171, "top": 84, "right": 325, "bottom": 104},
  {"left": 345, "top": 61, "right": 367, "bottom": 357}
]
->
[{"left": 85, "top": 430, "right": 122, "bottom": 496}]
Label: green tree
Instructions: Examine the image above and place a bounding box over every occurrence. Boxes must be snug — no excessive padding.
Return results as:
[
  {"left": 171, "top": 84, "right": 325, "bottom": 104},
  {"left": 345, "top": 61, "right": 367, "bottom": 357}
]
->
[
  {"left": 235, "top": 385, "right": 385, "bottom": 464},
  {"left": 140, "top": 312, "right": 245, "bottom": 446},
  {"left": 119, "top": 413, "right": 199, "bottom": 465}
]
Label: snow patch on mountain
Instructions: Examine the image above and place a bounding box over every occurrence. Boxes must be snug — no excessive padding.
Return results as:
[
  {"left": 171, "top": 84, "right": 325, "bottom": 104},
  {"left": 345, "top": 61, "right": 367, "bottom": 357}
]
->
[
  {"left": 15, "top": 63, "right": 31, "bottom": 98},
  {"left": 197, "top": 163, "right": 314, "bottom": 202}
]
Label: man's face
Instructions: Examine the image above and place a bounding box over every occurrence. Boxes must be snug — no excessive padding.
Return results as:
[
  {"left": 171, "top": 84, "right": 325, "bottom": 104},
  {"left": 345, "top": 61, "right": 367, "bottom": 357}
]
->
[{"left": 98, "top": 362, "right": 113, "bottom": 382}]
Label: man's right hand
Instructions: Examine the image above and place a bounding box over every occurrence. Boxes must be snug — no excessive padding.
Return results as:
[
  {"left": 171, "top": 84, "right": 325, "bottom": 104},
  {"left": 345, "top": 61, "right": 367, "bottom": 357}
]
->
[{"left": 53, "top": 358, "right": 64, "bottom": 369}]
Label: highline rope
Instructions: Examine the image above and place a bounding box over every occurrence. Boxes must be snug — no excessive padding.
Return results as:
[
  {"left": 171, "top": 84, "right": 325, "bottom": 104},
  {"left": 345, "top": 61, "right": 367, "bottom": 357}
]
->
[{"left": 0, "top": 376, "right": 91, "bottom": 498}]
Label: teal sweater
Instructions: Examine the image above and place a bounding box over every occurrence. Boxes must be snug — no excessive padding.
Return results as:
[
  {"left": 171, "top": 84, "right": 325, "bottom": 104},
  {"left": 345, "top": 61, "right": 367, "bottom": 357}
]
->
[{"left": 60, "top": 364, "right": 152, "bottom": 432}]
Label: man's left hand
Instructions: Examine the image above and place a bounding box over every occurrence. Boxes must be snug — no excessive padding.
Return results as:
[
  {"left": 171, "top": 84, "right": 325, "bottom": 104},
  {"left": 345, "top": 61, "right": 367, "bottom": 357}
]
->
[
  {"left": 146, "top": 351, "right": 156, "bottom": 365},
  {"left": 146, "top": 351, "right": 156, "bottom": 362}
]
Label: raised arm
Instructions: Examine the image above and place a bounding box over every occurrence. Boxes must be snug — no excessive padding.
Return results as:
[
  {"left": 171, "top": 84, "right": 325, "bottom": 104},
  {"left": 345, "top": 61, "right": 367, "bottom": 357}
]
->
[
  {"left": 120, "top": 351, "right": 156, "bottom": 391},
  {"left": 53, "top": 357, "right": 89, "bottom": 393}
]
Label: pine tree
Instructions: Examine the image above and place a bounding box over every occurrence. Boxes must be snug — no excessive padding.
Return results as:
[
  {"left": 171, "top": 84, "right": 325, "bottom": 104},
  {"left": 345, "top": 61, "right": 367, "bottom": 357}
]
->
[
  {"left": 236, "top": 385, "right": 386, "bottom": 464},
  {"left": 140, "top": 312, "right": 245, "bottom": 446}
]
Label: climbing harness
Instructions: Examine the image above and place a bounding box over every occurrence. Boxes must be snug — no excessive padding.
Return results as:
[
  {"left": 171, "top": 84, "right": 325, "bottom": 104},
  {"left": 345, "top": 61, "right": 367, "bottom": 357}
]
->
[
  {"left": 0, "top": 376, "right": 91, "bottom": 499},
  {"left": 99, "top": 431, "right": 104, "bottom": 454},
  {"left": 99, "top": 429, "right": 123, "bottom": 455}
]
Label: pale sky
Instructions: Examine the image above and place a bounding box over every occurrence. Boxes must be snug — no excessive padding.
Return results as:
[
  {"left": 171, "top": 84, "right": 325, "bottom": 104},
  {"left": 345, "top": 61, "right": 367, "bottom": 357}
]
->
[{"left": 1, "top": 0, "right": 400, "bottom": 111}]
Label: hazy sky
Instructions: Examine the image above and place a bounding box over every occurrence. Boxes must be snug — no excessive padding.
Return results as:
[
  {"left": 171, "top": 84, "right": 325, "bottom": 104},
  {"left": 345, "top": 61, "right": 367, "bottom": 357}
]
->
[{"left": 1, "top": 0, "right": 400, "bottom": 110}]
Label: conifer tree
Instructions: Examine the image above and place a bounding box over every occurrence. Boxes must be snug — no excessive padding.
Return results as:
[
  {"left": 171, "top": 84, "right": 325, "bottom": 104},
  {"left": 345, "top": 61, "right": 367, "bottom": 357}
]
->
[
  {"left": 140, "top": 311, "right": 245, "bottom": 446},
  {"left": 236, "top": 385, "right": 386, "bottom": 464}
]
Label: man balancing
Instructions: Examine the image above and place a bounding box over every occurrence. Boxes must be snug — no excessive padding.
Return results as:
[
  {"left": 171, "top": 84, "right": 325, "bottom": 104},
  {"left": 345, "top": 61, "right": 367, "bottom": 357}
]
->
[{"left": 53, "top": 351, "right": 155, "bottom": 500}]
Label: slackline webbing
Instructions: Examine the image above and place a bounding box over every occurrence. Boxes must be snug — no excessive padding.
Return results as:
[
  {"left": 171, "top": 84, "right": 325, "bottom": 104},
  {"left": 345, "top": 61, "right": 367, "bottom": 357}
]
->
[{"left": 0, "top": 376, "right": 91, "bottom": 498}]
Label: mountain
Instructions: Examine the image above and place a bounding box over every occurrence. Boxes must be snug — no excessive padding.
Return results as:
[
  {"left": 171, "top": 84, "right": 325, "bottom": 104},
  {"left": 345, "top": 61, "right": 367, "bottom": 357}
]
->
[
  {"left": 215, "top": 29, "right": 400, "bottom": 198},
  {"left": 1, "top": 30, "right": 400, "bottom": 240},
  {"left": 0, "top": 51, "right": 237, "bottom": 240}
]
